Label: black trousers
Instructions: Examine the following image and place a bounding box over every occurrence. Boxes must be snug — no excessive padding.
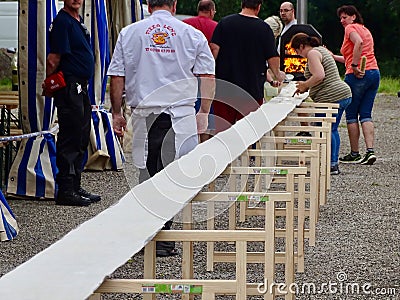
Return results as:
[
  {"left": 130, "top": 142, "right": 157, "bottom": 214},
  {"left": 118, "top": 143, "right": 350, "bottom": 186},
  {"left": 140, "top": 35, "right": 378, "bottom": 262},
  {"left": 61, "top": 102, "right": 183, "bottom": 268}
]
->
[
  {"left": 139, "top": 113, "right": 176, "bottom": 251},
  {"left": 54, "top": 77, "right": 91, "bottom": 194}
]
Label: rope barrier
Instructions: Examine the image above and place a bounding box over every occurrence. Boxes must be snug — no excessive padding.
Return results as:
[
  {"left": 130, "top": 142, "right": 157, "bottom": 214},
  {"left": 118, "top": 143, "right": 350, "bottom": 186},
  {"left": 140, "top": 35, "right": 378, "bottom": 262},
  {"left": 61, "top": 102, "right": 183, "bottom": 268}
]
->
[
  {"left": 0, "top": 124, "right": 59, "bottom": 143},
  {"left": 0, "top": 104, "right": 108, "bottom": 144}
]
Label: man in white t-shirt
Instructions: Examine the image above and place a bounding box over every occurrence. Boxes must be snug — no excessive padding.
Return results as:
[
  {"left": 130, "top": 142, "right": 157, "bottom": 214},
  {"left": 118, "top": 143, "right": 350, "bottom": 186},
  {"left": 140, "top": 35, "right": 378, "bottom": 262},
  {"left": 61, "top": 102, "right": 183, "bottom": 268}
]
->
[
  {"left": 277, "top": 1, "right": 297, "bottom": 54},
  {"left": 107, "top": 0, "right": 215, "bottom": 257}
]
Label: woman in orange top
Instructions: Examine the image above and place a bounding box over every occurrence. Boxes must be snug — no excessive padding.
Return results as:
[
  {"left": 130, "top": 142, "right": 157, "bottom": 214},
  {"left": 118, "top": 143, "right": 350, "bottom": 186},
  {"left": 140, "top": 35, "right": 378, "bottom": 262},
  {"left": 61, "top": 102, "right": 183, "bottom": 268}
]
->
[{"left": 331, "top": 5, "right": 380, "bottom": 165}]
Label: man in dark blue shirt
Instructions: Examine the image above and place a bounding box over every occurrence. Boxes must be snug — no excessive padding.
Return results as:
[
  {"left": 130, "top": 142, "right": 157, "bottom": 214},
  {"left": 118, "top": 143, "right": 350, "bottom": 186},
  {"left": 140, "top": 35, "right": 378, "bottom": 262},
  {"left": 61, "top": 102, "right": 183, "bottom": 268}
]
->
[{"left": 44, "top": 0, "right": 100, "bottom": 206}]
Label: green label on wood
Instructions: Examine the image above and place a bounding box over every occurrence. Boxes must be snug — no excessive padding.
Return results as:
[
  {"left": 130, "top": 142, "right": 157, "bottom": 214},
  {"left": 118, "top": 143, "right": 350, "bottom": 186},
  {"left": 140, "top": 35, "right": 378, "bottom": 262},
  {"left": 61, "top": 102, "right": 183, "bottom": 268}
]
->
[
  {"left": 142, "top": 284, "right": 203, "bottom": 294},
  {"left": 285, "top": 138, "right": 312, "bottom": 144},
  {"left": 252, "top": 168, "right": 288, "bottom": 175},
  {"left": 234, "top": 195, "right": 269, "bottom": 202}
]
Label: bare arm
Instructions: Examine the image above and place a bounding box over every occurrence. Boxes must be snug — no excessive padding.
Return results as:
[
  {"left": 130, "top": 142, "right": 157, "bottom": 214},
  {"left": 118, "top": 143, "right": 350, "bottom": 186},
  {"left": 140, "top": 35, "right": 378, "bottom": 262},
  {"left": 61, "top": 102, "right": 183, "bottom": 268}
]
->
[
  {"left": 266, "top": 69, "right": 281, "bottom": 87},
  {"left": 332, "top": 53, "right": 345, "bottom": 64},
  {"left": 325, "top": 46, "right": 345, "bottom": 64},
  {"left": 209, "top": 43, "right": 220, "bottom": 59},
  {"left": 296, "top": 49, "right": 324, "bottom": 93},
  {"left": 110, "top": 75, "right": 127, "bottom": 137},
  {"left": 198, "top": 74, "right": 215, "bottom": 113},
  {"left": 196, "top": 74, "right": 215, "bottom": 134},
  {"left": 46, "top": 53, "right": 61, "bottom": 76},
  {"left": 349, "top": 31, "right": 364, "bottom": 77},
  {"left": 349, "top": 31, "right": 363, "bottom": 66},
  {"left": 266, "top": 69, "right": 274, "bottom": 83},
  {"left": 42, "top": 53, "right": 61, "bottom": 96}
]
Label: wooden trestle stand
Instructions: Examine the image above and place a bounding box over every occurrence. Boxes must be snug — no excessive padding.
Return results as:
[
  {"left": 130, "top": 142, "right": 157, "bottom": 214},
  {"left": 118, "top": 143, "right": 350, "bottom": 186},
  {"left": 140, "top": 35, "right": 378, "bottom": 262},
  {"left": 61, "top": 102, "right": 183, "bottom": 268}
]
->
[{"left": 90, "top": 103, "right": 338, "bottom": 299}]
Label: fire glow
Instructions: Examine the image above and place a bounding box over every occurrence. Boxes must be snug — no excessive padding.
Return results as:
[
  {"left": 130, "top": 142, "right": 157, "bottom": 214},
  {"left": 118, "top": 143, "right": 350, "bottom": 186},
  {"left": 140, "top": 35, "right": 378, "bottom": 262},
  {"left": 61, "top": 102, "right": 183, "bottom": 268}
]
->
[{"left": 284, "top": 43, "right": 308, "bottom": 73}]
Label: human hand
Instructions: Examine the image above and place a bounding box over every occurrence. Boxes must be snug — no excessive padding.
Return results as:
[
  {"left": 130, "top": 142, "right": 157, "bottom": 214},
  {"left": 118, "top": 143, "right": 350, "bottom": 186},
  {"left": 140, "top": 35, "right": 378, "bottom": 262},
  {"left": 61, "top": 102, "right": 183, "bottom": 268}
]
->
[
  {"left": 276, "top": 71, "right": 286, "bottom": 83},
  {"left": 295, "top": 81, "right": 309, "bottom": 94},
  {"left": 112, "top": 113, "right": 126, "bottom": 137},
  {"left": 270, "top": 80, "right": 282, "bottom": 87},
  {"left": 41, "top": 81, "right": 53, "bottom": 97},
  {"left": 352, "top": 66, "right": 365, "bottom": 78},
  {"left": 196, "top": 112, "right": 208, "bottom": 134}
]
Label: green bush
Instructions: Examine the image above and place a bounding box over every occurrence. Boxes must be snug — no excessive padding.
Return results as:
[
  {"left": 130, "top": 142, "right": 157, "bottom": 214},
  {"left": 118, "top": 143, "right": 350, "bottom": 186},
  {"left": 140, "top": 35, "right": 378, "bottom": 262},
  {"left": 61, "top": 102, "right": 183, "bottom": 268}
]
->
[
  {"left": 377, "top": 58, "right": 400, "bottom": 78},
  {"left": 378, "top": 77, "right": 400, "bottom": 95},
  {"left": 0, "top": 77, "right": 11, "bottom": 91}
]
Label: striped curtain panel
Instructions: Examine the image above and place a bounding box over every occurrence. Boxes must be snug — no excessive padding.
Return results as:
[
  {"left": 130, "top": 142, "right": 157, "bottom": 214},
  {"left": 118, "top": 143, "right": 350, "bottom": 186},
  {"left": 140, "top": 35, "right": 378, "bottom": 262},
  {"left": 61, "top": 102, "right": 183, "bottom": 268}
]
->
[
  {"left": 108, "top": 0, "right": 143, "bottom": 50},
  {"left": 0, "top": 190, "right": 18, "bottom": 241},
  {"left": 0, "top": 190, "right": 18, "bottom": 242},
  {"left": 7, "top": 0, "right": 58, "bottom": 199},
  {"left": 82, "top": 0, "right": 144, "bottom": 170},
  {"left": 82, "top": 0, "right": 125, "bottom": 171}
]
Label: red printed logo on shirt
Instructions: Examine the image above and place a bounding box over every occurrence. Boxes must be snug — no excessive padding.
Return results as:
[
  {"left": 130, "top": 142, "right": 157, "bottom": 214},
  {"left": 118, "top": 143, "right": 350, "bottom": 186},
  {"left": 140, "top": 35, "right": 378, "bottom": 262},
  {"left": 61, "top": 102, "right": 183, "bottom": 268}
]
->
[
  {"left": 145, "top": 23, "right": 177, "bottom": 53},
  {"left": 152, "top": 32, "right": 169, "bottom": 45}
]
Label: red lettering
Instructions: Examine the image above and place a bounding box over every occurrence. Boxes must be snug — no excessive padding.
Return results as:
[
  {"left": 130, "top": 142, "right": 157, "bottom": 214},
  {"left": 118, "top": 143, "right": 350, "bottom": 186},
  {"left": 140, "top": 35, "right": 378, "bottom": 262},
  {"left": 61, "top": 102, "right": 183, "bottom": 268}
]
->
[
  {"left": 146, "top": 47, "right": 176, "bottom": 54},
  {"left": 146, "top": 24, "right": 161, "bottom": 34},
  {"left": 163, "top": 24, "right": 176, "bottom": 36}
]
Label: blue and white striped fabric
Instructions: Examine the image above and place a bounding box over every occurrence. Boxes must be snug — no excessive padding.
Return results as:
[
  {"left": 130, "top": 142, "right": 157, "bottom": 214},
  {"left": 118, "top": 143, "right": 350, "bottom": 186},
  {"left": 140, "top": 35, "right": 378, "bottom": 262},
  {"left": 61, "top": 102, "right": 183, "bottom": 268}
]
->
[
  {"left": 7, "top": 0, "right": 58, "bottom": 199},
  {"left": 108, "top": 0, "right": 144, "bottom": 49},
  {"left": 0, "top": 190, "right": 18, "bottom": 241},
  {"left": 7, "top": 0, "right": 143, "bottom": 198},
  {"left": 82, "top": 0, "right": 145, "bottom": 171},
  {"left": 83, "top": 0, "right": 124, "bottom": 171}
]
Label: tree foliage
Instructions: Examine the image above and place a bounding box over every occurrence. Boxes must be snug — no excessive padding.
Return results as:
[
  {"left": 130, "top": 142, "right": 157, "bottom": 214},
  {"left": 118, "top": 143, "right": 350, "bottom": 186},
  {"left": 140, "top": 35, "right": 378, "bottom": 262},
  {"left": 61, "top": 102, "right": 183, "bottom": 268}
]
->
[{"left": 176, "top": 0, "right": 400, "bottom": 76}]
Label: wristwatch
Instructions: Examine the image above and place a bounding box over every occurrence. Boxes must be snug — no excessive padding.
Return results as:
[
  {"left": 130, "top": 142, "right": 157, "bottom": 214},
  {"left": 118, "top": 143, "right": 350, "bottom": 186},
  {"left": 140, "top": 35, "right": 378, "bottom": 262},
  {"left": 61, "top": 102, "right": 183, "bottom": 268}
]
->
[{"left": 351, "top": 63, "right": 358, "bottom": 68}]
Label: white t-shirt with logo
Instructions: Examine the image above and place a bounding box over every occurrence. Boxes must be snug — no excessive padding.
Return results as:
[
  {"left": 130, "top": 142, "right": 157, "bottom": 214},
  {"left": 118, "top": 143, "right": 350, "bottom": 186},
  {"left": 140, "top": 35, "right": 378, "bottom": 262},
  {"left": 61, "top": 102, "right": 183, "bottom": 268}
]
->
[{"left": 107, "top": 10, "right": 215, "bottom": 168}]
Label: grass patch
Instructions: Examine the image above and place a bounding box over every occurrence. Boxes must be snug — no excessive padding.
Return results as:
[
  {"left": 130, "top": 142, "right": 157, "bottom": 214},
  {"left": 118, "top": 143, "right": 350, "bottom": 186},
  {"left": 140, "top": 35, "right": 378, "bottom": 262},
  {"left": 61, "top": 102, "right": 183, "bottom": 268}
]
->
[
  {"left": 0, "top": 78, "right": 12, "bottom": 91},
  {"left": 378, "top": 77, "right": 400, "bottom": 96}
]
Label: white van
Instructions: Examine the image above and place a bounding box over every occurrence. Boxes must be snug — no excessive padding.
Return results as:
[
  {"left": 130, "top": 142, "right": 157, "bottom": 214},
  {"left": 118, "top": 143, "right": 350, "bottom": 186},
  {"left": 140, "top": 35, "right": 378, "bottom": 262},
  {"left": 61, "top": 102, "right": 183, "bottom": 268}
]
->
[
  {"left": 0, "top": 1, "right": 18, "bottom": 48},
  {"left": 0, "top": 1, "right": 64, "bottom": 49},
  {"left": 142, "top": 4, "right": 193, "bottom": 20},
  {"left": 0, "top": 2, "right": 192, "bottom": 49}
]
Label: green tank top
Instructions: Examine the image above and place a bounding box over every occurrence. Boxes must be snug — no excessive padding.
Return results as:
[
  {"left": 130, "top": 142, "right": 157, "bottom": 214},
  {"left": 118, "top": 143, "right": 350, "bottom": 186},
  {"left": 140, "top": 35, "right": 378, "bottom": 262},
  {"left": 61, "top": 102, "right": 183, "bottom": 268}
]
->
[{"left": 304, "top": 46, "right": 352, "bottom": 103}]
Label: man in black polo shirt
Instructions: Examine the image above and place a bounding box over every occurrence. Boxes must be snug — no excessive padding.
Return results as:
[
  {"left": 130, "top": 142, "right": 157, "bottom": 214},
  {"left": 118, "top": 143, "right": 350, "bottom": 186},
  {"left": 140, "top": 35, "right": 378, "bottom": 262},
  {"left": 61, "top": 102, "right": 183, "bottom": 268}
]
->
[{"left": 44, "top": 0, "right": 100, "bottom": 206}]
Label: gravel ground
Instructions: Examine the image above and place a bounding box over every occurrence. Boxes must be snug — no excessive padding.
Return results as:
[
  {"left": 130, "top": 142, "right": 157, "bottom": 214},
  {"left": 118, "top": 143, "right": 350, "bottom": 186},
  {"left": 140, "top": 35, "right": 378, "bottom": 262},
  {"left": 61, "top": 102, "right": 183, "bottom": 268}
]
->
[{"left": 1, "top": 94, "right": 399, "bottom": 299}]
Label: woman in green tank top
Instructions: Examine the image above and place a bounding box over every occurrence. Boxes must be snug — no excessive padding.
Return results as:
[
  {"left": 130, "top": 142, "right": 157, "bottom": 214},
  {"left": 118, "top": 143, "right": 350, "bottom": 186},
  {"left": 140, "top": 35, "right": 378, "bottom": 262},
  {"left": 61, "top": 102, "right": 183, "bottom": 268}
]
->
[{"left": 290, "top": 33, "right": 352, "bottom": 175}]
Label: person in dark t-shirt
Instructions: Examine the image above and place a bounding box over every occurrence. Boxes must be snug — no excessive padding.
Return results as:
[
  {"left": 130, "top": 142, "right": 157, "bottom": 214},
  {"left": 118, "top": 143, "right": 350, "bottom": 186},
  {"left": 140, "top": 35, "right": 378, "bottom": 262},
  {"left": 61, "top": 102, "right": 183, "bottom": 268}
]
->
[
  {"left": 210, "top": 0, "right": 285, "bottom": 132},
  {"left": 183, "top": 0, "right": 218, "bottom": 142},
  {"left": 43, "top": 0, "right": 99, "bottom": 206}
]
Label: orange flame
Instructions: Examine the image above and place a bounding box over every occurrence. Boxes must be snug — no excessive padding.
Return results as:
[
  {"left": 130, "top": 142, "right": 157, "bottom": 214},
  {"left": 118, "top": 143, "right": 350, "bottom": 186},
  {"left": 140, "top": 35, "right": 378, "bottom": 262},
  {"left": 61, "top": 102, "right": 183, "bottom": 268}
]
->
[{"left": 284, "top": 43, "right": 308, "bottom": 73}]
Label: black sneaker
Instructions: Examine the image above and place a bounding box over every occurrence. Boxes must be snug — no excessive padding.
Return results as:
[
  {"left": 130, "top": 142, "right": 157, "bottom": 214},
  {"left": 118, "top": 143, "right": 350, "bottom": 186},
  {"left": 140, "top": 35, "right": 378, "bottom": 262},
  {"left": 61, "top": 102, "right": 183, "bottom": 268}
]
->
[
  {"left": 339, "top": 153, "right": 362, "bottom": 164},
  {"left": 330, "top": 165, "right": 340, "bottom": 175},
  {"left": 360, "top": 152, "right": 376, "bottom": 165},
  {"left": 56, "top": 191, "right": 91, "bottom": 206},
  {"left": 78, "top": 187, "right": 101, "bottom": 203},
  {"left": 156, "top": 248, "right": 179, "bottom": 257},
  {"left": 296, "top": 131, "right": 312, "bottom": 137}
]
